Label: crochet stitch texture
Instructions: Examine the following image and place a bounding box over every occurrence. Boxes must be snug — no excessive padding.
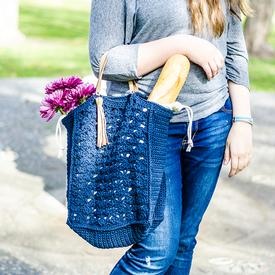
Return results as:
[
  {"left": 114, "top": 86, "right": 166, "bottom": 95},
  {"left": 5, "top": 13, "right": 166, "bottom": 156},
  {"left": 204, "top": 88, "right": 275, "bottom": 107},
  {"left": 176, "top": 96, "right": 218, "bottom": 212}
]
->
[{"left": 62, "top": 92, "right": 173, "bottom": 248}]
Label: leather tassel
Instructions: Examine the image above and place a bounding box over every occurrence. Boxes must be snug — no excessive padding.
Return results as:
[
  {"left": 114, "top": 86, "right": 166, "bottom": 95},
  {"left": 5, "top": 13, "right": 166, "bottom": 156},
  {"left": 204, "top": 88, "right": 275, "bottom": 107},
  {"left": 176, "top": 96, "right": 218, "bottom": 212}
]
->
[{"left": 95, "top": 96, "right": 108, "bottom": 148}]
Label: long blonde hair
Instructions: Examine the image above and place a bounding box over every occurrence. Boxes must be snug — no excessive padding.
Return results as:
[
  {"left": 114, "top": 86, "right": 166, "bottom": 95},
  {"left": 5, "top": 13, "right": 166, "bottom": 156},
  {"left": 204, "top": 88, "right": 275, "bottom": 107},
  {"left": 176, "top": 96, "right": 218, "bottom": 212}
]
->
[{"left": 187, "top": 0, "right": 253, "bottom": 37}]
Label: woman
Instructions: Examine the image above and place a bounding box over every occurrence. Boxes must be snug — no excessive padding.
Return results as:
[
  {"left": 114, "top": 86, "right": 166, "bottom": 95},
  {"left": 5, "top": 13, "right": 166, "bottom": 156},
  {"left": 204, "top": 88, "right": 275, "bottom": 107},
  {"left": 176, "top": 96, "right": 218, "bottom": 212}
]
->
[{"left": 89, "top": 0, "right": 253, "bottom": 274}]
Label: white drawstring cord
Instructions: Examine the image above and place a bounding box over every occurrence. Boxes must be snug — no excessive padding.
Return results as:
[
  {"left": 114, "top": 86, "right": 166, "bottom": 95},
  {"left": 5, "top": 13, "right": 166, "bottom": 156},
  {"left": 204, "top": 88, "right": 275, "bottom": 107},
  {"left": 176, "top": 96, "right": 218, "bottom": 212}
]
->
[
  {"left": 55, "top": 115, "right": 66, "bottom": 158},
  {"left": 163, "top": 102, "right": 194, "bottom": 152},
  {"left": 181, "top": 105, "right": 194, "bottom": 152}
]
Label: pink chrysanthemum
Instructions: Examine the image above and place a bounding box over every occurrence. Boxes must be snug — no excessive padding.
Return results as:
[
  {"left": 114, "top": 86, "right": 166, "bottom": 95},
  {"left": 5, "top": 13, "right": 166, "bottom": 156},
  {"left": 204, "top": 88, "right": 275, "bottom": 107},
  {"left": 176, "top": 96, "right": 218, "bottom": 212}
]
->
[
  {"left": 40, "top": 76, "right": 96, "bottom": 121},
  {"left": 64, "top": 83, "right": 96, "bottom": 112},
  {"left": 79, "top": 83, "right": 96, "bottom": 98},
  {"left": 40, "top": 90, "right": 66, "bottom": 121},
  {"left": 45, "top": 76, "right": 83, "bottom": 94},
  {"left": 40, "top": 100, "right": 56, "bottom": 122}
]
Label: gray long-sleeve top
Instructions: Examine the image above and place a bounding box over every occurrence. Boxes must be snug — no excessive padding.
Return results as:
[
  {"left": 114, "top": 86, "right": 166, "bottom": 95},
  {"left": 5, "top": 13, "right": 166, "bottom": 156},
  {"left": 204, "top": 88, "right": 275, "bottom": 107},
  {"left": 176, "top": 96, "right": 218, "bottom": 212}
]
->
[{"left": 89, "top": 0, "right": 250, "bottom": 123}]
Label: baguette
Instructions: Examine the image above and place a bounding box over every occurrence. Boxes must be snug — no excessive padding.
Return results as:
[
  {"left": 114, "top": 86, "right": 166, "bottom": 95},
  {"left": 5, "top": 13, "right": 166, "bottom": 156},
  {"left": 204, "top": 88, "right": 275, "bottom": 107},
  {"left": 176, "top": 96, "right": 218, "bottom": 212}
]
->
[{"left": 148, "top": 54, "right": 190, "bottom": 105}]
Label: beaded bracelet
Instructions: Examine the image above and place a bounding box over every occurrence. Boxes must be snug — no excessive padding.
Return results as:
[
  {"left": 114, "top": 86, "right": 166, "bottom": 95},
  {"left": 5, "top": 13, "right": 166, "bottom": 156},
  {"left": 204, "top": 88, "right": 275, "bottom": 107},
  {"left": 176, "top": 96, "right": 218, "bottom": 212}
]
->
[{"left": 232, "top": 116, "right": 254, "bottom": 126}]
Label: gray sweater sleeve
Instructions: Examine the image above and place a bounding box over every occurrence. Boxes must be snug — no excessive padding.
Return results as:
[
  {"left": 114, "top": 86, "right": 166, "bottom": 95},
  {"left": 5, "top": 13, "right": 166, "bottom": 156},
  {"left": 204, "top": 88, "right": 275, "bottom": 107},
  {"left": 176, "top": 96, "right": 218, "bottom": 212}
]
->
[
  {"left": 89, "top": 0, "right": 142, "bottom": 82},
  {"left": 225, "top": 13, "right": 250, "bottom": 90}
]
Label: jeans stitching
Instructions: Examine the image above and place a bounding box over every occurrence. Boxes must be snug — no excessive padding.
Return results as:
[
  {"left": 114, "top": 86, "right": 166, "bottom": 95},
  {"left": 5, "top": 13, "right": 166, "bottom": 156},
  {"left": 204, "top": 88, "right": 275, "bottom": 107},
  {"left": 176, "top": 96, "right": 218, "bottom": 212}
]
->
[
  {"left": 220, "top": 97, "right": 233, "bottom": 114},
  {"left": 220, "top": 106, "right": 233, "bottom": 114}
]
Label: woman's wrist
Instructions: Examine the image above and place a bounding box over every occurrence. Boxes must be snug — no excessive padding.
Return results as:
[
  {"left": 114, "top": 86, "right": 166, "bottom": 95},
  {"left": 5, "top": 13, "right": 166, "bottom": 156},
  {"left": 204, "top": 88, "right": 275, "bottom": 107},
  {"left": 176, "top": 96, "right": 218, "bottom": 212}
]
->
[{"left": 232, "top": 115, "right": 253, "bottom": 126}]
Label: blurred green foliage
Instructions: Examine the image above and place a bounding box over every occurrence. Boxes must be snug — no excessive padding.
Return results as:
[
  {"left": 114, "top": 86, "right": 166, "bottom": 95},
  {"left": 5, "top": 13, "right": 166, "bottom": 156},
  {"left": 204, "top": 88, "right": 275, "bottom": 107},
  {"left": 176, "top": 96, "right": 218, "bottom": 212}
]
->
[
  {"left": 0, "top": 0, "right": 91, "bottom": 77},
  {"left": 20, "top": 4, "right": 89, "bottom": 39},
  {"left": 268, "top": 28, "right": 275, "bottom": 47},
  {"left": 250, "top": 57, "right": 275, "bottom": 91},
  {"left": 0, "top": 0, "right": 274, "bottom": 92},
  {"left": 249, "top": 28, "right": 275, "bottom": 92}
]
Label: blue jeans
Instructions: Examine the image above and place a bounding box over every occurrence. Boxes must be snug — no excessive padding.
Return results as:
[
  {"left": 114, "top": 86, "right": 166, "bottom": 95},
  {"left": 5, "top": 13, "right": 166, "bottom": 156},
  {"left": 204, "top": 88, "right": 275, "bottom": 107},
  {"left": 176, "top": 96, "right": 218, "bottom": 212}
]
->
[{"left": 110, "top": 97, "right": 233, "bottom": 275}]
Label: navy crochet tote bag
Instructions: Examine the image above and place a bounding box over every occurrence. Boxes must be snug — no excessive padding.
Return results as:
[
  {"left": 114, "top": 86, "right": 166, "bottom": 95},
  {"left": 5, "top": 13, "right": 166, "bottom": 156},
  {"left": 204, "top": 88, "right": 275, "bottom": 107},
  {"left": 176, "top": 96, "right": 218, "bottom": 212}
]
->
[{"left": 61, "top": 52, "right": 173, "bottom": 249}]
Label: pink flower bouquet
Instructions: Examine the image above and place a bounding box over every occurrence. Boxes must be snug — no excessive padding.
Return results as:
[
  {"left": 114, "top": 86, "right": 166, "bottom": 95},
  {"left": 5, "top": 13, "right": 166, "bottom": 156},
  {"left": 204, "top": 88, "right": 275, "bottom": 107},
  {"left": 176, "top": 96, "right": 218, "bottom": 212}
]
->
[{"left": 40, "top": 76, "right": 96, "bottom": 121}]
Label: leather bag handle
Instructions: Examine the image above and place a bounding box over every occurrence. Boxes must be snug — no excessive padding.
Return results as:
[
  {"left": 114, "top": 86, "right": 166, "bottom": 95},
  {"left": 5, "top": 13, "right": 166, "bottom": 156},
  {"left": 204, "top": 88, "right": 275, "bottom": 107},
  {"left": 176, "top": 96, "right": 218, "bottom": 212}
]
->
[{"left": 95, "top": 51, "right": 139, "bottom": 95}]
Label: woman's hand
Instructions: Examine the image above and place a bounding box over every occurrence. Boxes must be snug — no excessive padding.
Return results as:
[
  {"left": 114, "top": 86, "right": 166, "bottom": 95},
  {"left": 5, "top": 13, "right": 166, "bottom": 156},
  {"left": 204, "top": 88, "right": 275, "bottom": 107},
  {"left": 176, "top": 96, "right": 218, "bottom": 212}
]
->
[
  {"left": 182, "top": 35, "right": 225, "bottom": 80},
  {"left": 223, "top": 122, "right": 253, "bottom": 177}
]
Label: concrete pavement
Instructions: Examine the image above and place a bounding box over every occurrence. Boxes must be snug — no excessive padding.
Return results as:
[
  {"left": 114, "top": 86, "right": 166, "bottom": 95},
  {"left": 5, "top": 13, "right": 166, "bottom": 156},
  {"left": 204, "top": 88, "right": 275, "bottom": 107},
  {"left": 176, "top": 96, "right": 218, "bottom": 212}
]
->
[{"left": 0, "top": 78, "right": 274, "bottom": 274}]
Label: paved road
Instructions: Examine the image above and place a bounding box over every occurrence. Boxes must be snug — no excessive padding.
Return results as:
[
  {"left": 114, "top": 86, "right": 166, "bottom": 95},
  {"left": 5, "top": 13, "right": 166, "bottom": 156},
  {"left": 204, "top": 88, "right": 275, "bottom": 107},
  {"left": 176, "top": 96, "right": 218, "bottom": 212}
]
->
[{"left": 0, "top": 78, "right": 274, "bottom": 275}]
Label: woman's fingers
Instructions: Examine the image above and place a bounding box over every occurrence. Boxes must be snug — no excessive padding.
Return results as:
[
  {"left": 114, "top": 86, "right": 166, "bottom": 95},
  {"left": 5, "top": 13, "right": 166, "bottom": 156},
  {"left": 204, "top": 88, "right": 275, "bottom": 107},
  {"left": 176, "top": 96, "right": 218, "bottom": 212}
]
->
[
  {"left": 223, "top": 143, "right": 230, "bottom": 165},
  {"left": 208, "top": 60, "right": 219, "bottom": 78},
  {"left": 229, "top": 152, "right": 239, "bottom": 177},
  {"left": 225, "top": 122, "right": 253, "bottom": 177},
  {"left": 202, "top": 63, "right": 213, "bottom": 80},
  {"left": 229, "top": 151, "right": 250, "bottom": 177},
  {"left": 215, "top": 56, "right": 225, "bottom": 72},
  {"left": 237, "top": 155, "right": 246, "bottom": 174},
  {"left": 205, "top": 55, "right": 224, "bottom": 80}
]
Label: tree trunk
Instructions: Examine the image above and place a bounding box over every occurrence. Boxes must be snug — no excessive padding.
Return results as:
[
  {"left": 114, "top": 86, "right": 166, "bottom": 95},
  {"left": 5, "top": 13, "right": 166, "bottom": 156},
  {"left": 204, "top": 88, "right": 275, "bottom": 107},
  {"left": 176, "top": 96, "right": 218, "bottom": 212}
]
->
[
  {"left": 244, "top": 0, "right": 275, "bottom": 58},
  {"left": 0, "top": 0, "right": 24, "bottom": 46}
]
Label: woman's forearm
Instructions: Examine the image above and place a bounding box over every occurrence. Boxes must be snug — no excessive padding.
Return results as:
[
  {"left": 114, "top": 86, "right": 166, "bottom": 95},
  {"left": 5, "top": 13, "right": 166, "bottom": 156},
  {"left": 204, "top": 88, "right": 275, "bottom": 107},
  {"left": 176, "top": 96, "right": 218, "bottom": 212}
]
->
[
  {"left": 136, "top": 34, "right": 225, "bottom": 80},
  {"left": 228, "top": 81, "right": 251, "bottom": 116},
  {"left": 136, "top": 34, "right": 190, "bottom": 77}
]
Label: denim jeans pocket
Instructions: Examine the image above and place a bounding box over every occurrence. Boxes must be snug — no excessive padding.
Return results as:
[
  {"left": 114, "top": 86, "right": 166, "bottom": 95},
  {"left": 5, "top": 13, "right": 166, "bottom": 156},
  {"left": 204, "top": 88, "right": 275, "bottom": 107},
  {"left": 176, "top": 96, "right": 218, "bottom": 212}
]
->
[{"left": 220, "top": 96, "right": 233, "bottom": 114}]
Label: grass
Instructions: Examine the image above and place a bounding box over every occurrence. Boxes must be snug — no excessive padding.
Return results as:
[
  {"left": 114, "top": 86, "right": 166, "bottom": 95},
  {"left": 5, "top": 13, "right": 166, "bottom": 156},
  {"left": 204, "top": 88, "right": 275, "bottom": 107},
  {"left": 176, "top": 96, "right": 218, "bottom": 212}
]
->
[
  {"left": 249, "top": 57, "right": 275, "bottom": 91},
  {"left": 250, "top": 27, "right": 275, "bottom": 92},
  {"left": 20, "top": 4, "right": 89, "bottom": 39},
  {"left": 268, "top": 27, "right": 275, "bottom": 47},
  {"left": 0, "top": 39, "right": 89, "bottom": 77},
  {"left": 0, "top": 0, "right": 91, "bottom": 77},
  {"left": 0, "top": 0, "right": 274, "bottom": 91}
]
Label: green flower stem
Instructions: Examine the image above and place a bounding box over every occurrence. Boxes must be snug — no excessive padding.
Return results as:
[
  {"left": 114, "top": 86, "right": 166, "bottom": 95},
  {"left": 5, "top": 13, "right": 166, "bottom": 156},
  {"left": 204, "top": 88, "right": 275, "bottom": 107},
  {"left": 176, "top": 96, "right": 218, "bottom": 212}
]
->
[
  {"left": 56, "top": 107, "right": 66, "bottom": 115},
  {"left": 79, "top": 97, "right": 87, "bottom": 104},
  {"left": 60, "top": 109, "right": 66, "bottom": 115}
]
